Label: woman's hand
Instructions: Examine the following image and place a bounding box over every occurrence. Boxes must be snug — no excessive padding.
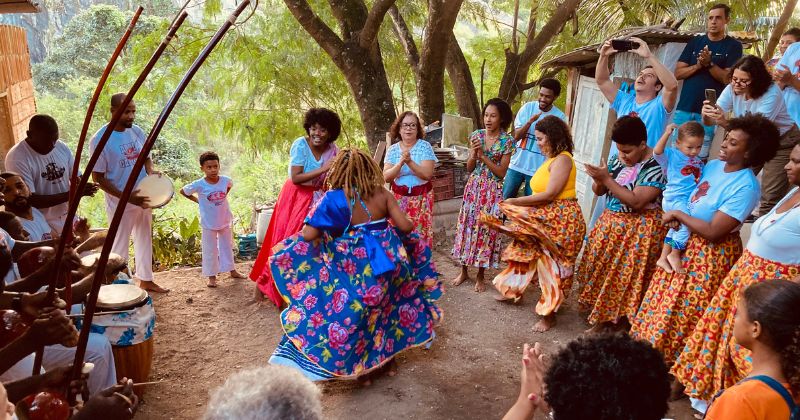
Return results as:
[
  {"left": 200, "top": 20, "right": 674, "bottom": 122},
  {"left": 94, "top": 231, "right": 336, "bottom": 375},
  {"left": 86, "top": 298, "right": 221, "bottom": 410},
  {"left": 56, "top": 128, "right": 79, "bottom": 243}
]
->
[
  {"left": 504, "top": 198, "right": 519, "bottom": 206},
  {"left": 701, "top": 101, "right": 724, "bottom": 125},
  {"left": 662, "top": 210, "right": 682, "bottom": 230},
  {"left": 401, "top": 150, "right": 411, "bottom": 164},
  {"left": 470, "top": 138, "right": 483, "bottom": 158},
  {"left": 321, "top": 158, "right": 334, "bottom": 172}
]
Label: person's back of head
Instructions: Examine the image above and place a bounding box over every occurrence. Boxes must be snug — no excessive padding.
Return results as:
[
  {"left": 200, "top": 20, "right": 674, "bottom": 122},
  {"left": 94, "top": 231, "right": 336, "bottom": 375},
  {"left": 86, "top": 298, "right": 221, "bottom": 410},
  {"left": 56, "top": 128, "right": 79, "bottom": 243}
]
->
[
  {"left": 544, "top": 334, "right": 670, "bottom": 420},
  {"left": 611, "top": 116, "right": 648, "bottom": 146},
  {"left": 204, "top": 365, "right": 322, "bottom": 420}
]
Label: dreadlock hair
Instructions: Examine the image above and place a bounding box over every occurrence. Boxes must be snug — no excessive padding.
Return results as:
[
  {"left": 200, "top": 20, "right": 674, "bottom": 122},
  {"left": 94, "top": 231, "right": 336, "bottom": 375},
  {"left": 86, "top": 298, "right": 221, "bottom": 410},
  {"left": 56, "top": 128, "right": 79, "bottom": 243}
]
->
[{"left": 326, "top": 148, "right": 385, "bottom": 200}]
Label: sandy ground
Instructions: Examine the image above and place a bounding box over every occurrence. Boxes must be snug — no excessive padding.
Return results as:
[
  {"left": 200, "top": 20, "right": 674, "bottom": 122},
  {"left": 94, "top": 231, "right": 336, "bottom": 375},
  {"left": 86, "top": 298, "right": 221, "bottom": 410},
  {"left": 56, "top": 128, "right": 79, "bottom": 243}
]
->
[{"left": 133, "top": 244, "right": 697, "bottom": 420}]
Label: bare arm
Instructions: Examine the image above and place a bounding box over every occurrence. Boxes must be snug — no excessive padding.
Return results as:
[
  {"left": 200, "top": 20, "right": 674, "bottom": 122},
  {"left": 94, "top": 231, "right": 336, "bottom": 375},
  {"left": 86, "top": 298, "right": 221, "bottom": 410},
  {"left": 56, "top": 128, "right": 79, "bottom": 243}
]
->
[
  {"left": 595, "top": 41, "right": 618, "bottom": 103},
  {"left": 708, "top": 63, "right": 730, "bottom": 84},
  {"left": 629, "top": 37, "right": 678, "bottom": 112},
  {"left": 654, "top": 124, "right": 677, "bottom": 156},
  {"left": 301, "top": 224, "right": 322, "bottom": 242},
  {"left": 480, "top": 153, "right": 512, "bottom": 179},
  {"left": 385, "top": 189, "right": 413, "bottom": 233},
  {"left": 405, "top": 159, "right": 434, "bottom": 181},
  {"left": 674, "top": 61, "right": 702, "bottom": 80},
  {"left": 667, "top": 210, "right": 741, "bottom": 242},
  {"left": 290, "top": 163, "right": 330, "bottom": 185},
  {"left": 383, "top": 161, "right": 403, "bottom": 182},
  {"left": 603, "top": 182, "right": 662, "bottom": 211},
  {"left": 513, "top": 112, "right": 542, "bottom": 142},
  {"left": 508, "top": 156, "right": 572, "bottom": 206},
  {"left": 180, "top": 188, "right": 198, "bottom": 203},
  {"left": 92, "top": 171, "right": 122, "bottom": 199}
]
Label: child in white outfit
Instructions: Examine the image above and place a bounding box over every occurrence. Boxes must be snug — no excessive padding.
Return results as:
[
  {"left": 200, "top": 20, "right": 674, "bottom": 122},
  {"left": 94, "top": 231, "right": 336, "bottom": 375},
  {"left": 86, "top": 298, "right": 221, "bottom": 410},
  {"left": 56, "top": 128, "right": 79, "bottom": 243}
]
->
[
  {"left": 654, "top": 122, "right": 705, "bottom": 274},
  {"left": 180, "top": 151, "right": 245, "bottom": 287}
]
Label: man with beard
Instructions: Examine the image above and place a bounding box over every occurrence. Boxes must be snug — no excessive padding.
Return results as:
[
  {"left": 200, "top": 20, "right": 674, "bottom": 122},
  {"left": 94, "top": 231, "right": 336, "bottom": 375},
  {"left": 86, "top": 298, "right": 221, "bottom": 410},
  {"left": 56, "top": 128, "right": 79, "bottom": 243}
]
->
[
  {"left": 503, "top": 78, "right": 568, "bottom": 199},
  {"left": 0, "top": 173, "right": 56, "bottom": 242},
  {"left": 4, "top": 115, "right": 98, "bottom": 234},
  {"left": 89, "top": 93, "right": 169, "bottom": 293}
]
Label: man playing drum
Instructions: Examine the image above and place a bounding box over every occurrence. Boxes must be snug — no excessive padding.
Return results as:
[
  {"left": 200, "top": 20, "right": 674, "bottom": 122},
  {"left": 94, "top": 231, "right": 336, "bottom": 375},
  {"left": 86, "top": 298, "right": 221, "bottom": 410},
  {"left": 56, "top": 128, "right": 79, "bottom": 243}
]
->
[{"left": 90, "top": 93, "right": 169, "bottom": 293}]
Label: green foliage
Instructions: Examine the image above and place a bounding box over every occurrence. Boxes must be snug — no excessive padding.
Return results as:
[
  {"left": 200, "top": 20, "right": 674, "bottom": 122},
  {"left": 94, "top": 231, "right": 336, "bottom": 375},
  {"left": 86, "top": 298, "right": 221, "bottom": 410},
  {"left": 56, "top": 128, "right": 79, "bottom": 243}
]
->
[{"left": 151, "top": 212, "right": 203, "bottom": 270}]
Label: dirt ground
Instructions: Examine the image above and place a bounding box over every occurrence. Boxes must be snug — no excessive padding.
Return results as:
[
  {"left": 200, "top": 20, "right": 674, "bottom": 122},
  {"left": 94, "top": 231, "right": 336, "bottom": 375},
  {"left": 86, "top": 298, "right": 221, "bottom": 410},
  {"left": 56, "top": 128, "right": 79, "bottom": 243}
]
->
[{"left": 134, "top": 243, "right": 697, "bottom": 420}]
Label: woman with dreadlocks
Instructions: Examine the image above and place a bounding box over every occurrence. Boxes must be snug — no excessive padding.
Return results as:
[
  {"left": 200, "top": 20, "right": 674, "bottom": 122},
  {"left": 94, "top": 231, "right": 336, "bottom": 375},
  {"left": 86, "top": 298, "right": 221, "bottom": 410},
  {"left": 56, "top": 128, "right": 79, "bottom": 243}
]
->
[{"left": 267, "top": 148, "right": 443, "bottom": 383}]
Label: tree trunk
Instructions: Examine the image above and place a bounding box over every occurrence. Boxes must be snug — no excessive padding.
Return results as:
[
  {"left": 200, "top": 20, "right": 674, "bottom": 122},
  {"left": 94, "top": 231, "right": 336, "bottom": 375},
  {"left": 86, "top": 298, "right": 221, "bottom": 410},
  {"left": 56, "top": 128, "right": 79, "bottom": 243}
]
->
[
  {"left": 446, "top": 34, "right": 481, "bottom": 129},
  {"left": 497, "top": 0, "right": 582, "bottom": 107},
  {"left": 762, "top": 0, "right": 798, "bottom": 61},
  {"left": 417, "top": 0, "right": 464, "bottom": 126}
]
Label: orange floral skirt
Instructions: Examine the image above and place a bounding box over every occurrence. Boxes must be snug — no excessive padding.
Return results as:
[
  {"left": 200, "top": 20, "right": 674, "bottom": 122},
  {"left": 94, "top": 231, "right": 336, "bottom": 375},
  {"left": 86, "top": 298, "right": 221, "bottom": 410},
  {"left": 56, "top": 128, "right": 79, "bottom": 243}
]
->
[
  {"left": 481, "top": 200, "right": 586, "bottom": 315},
  {"left": 671, "top": 249, "right": 800, "bottom": 400},
  {"left": 392, "top": 190, "right": 434, "bottom": 246},
  {"left": 630, "top": 233, "right": 743, "bottom": 365},
  {"left": 576, "top": 209, "right": 667, "bottom": 325}
]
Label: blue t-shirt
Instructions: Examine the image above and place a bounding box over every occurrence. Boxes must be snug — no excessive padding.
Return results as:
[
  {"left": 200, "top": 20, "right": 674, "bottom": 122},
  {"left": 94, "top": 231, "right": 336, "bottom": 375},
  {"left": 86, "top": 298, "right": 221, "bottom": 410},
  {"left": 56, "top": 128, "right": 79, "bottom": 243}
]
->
[
  {"left": 676, "top": 35, "right": 743, "bottom": 114},
  {"left": 686, "top": 159, "right": 759, "bottom": 224},
  {"left": 778, "top": 42, "right": 800, "bottom": 127},
  {"left": 611, "top": 89, "right": 670, "bottom": 148},
  {"left": 509, "top": 103, "right": 568, "bottom": 176},
  {"left": 655, "top": 147, "right": 704, "bottom": 204},
  {"left": 384, "top": 139, "right": 438, "bottom": 189}
]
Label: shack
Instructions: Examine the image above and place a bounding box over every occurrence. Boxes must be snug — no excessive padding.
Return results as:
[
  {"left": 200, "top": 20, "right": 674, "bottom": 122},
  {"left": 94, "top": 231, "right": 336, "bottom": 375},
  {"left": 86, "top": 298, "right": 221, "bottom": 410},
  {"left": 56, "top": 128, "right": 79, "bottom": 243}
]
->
[{"left": 541, "top": 24, "right": 757, "bottom": 220}]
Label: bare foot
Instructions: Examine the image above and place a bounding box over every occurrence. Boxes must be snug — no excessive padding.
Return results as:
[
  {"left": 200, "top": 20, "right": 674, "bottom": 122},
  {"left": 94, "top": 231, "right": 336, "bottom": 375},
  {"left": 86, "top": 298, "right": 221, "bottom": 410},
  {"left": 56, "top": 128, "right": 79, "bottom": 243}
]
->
[
  {"left": 667, "top": 252, "right": 685, "bottom": 274},
  {"left": 386, "top": 359, "right": 398, "bottom": 377},
  {"left": 139, "top": 280, "right": 170, "bottom": 293},
  {"left": 253, "top": 286, "right": 266, "bottom": 302},
  {"left": 656, "top": 257, "right": 674, "bottom": 273},
  {"left": 532, "top": 315, "right": 556, "bottom": 333},
  {"left": 474, "top": 270, "right": 486, "bottom": 292},
  {"left": 357, "top": 375, "right": 372, "bottom": 387},
  {"left": 230, "top": 270, "right": 246, "bottom": 279},
  {"left": 451, "top": 268, "right": 469, "bottom": 286},
  {"left": 207, "top": 276, "right": 218, "bottom": 288}
]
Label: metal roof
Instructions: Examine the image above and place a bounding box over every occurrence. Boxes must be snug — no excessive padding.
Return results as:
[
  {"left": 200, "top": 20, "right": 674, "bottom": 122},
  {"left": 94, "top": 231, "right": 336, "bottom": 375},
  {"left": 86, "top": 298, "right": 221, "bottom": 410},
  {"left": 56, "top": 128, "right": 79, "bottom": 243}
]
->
[
  {"left": 0, "top": 0, "right": 39, "bottom": 14},
  {"left": 541, "top": 25, "right": 759, "bottom": 69}
]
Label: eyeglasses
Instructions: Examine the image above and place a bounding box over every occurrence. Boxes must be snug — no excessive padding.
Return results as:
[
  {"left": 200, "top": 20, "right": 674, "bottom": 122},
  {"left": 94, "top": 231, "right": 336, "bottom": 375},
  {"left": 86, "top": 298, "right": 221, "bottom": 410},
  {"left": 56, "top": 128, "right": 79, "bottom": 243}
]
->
[
  {"left": 731, "top": 76, "right": 751, "bottom": 87},
  {"left": 401, "top": 123, "right": 418, "bottom": 129}
]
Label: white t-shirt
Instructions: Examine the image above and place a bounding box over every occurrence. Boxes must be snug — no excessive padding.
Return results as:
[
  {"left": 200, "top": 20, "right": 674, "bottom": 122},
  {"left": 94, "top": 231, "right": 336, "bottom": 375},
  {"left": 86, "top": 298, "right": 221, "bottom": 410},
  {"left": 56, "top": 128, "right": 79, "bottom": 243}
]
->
[
  {"left": 89, "top": 124, "right": 148, "bottom": 208},
  {"left": 19, "top": 207, "right": 54, "bottom": 242},
  {"left": 717, "top": 83, "right": 795, "bottom": 135},
  {"left": 4, "top": 140, "right": 75, "bottom": 233},
  {"left": 747, "top": 187, "right": 800, "bottom": 265},
  {"left": 181, "top": 176, "right": 233, "bottom": 230}
]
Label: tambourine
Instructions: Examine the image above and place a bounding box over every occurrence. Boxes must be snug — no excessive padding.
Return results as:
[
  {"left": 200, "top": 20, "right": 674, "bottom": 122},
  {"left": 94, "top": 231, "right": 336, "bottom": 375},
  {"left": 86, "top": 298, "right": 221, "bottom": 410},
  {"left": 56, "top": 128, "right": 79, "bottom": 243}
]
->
[{"left": 135, "top": 174, "right": 174, "bottom": 209}]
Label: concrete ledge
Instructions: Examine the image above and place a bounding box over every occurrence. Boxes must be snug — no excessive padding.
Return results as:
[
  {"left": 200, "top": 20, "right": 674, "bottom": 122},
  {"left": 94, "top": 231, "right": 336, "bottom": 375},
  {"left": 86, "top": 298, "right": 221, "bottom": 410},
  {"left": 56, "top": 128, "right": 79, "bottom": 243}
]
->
[{"left": 433, "top": 197, "right": 463, "bottom": 237}]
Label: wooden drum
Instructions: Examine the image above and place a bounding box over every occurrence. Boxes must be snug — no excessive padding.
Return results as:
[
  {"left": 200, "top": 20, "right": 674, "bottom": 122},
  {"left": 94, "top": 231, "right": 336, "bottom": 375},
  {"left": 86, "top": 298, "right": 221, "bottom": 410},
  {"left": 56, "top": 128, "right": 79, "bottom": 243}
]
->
[{"left": 88, "top": 284, "right": 156, "bottom": 398}]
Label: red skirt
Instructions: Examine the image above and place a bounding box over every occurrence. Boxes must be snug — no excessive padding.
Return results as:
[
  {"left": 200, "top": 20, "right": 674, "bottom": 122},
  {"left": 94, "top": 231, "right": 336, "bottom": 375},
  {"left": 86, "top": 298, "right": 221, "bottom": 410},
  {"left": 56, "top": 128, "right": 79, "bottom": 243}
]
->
[{"left": 249, "top": 180, "right": 317, "bottom": 306}]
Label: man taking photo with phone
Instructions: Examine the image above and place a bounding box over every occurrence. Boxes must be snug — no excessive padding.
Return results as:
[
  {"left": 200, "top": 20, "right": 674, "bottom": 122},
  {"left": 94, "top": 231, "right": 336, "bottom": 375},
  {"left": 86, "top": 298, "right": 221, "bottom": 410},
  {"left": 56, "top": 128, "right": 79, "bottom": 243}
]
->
[{"left": 673, "top": 3, "right": 742, "bottom": 159}]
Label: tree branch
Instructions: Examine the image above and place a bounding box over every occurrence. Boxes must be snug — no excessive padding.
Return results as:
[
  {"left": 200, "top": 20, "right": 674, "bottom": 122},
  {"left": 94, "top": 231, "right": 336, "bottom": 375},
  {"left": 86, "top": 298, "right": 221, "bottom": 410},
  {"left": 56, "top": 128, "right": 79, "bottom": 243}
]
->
[
  {"left": 388, "top": 5, "right": 419, "bottom": 78},
  {"left": 359, "top": 0, "right": 397, "bottom": 49},
  {"left": 518, "top": 68, "right": 559, "bottom": 92},
  {"left": 762, "top": 0, "right": 798, "bottom": 61},
  {"left": 446, "top": 33, "right": 481, "bottom": 129},
  {"left": 283, "top": 0, "right": 345, "bottom": 57},
  {"left": 519, "top": 0, "right": 581, "bottom": 68}
]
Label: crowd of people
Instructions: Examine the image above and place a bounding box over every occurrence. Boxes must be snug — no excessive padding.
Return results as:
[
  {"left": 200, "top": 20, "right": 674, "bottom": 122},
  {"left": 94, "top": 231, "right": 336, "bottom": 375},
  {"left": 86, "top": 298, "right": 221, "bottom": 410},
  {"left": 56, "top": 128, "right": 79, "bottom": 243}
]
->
[{"left": 3, "top": 2, "right": 800, "bottom": 419}]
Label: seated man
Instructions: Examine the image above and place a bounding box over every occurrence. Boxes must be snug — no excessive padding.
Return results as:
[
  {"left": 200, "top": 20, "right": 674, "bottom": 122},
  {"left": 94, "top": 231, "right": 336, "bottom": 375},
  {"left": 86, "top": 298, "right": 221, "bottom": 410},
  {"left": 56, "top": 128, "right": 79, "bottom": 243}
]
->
[{"left": 1, "top": 173, "right": 56, "bottom": 242}]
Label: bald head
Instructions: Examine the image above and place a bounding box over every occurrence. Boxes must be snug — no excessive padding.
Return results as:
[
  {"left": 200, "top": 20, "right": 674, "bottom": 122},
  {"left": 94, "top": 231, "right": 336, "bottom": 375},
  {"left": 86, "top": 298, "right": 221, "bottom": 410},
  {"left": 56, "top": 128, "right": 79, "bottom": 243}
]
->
[
  {"left": 110, "top": 92, "right": 136, "bottom": 129},
  {"left": 26, "top": 114, "right": 59, "bottom": 154},
  {"left": 110, "top": 93, "right": 127, "bottom": 109}
]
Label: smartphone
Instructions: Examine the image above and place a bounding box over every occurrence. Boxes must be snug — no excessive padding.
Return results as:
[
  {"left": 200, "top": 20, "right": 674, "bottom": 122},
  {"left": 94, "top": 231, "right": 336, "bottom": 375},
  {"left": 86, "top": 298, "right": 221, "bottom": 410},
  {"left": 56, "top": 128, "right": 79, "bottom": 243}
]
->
[
  {"left": 611, "top": 39, "right": 640, "bottom": 52},
  {"left": 704, "top": 89, "right": 717, "bottom": 106}
]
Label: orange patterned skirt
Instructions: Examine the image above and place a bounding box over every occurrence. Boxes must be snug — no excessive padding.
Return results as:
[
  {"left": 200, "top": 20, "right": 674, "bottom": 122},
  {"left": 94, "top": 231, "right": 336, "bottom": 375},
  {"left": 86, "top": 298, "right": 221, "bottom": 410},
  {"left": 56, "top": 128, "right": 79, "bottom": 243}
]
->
[
  {"left": 480, "top": 200, "right": 586, "bottom": 315},
  {"left": 392, "top": 190, "right": 434, "bottom": 246},
  {"left": 671, "top": 249, "right": 800, "bottom": 400},
  {"left": 630, "top": 233, "right": 743, "bottom": 366},
  {"left": 576, "top": 208, "right": 667, "bottom": 325}
]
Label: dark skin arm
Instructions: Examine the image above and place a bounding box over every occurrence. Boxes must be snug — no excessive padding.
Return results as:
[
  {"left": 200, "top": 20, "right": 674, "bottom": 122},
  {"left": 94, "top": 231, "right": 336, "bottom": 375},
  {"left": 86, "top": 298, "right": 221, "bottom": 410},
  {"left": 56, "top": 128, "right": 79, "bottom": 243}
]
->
[
  {"left": 291, "top": 160, "right": 333, "bottom": 185},
  {"left": 28, "top": 176, "right": 99, "bottom": 209},
  {"left": 4, "top": 366, "right": 88, "bottom": 403},
  {"left": 585, "top": 161, "right": 662, "bottom": 211},
  {"left": 664, "top": 210, "right": 741, "bottom": 243},
  {"left": 179, "top": 188, "right": 199, "bottom": 203},
  {"left": 91, "top": 157, "right": 155, "bottom": 207}
]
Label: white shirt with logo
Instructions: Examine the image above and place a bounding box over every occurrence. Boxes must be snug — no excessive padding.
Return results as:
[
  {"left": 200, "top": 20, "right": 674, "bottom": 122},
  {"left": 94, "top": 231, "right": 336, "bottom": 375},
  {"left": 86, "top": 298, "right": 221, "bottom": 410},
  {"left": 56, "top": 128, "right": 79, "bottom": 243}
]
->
[
  {"left": 89, "top": 124, "right": 148, "bottom": 209},
  {"left": 4, "top": 140, "right": 75, "bottom": 232},
  {"left": 181, "top": 176, "right": 233, "bottom": 230},
  {"left": 19, "top": 207, "right": 54, "bottom": 242}
]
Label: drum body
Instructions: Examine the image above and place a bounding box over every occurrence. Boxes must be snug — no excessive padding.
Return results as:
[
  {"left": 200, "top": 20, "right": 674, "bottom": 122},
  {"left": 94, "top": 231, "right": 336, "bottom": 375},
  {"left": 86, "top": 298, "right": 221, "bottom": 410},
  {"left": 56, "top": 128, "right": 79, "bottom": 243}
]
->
[
  {"left": 135, "top": 174, "right": 174, "bottom": 208},
  {"left": 84, "top": 284, "right": 156, "bottom": 397}
]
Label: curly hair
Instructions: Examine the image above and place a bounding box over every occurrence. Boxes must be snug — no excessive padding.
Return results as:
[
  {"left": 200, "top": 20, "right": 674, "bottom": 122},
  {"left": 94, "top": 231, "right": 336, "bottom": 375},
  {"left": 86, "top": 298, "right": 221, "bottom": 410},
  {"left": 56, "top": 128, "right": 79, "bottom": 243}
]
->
[
  {"left": 303, "top": 108, "right": 342, "bottom": 143},
  {"left": 483, "top": 98, "right": 513, "bottom": 131},
  {"left": 389, "top": 111, "right": 424, "bottom": 143},
  {"left": 203, "top": 365, "right": 322, "bottom": 420},
  {"left": 534, "top": 115, "right": 573, "bottom": 156},
  {"left": 729, "top": 56, "right": 772, "bottom": 100},
  {"left": 544, "top": 334, "right": 670, "bottom": 420},
  {"left": 326, "top": 148, "right": 385, "bottom": 199},
  {"left": 199, "top": 151, "right": 220, "bottom": 165},
  {"left": 539, "top": 78, "right": 562, "bottom": 97},
  {"left": 742, "top": 280, "right": 800, "bottom": 398},
  {"left": 726, "top": 115, "right": 780, "bottom": 168},
  {"left": 611, "top": 116, "right": 648, "bottom": 146}
]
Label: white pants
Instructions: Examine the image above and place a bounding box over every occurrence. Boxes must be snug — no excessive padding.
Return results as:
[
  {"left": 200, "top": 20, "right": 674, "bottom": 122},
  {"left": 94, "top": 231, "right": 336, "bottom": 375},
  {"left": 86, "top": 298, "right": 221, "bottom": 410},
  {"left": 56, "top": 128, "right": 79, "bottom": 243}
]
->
[
  {"left": 202, "top": 226, "right": 235, "bottom": 276},
  {"left": 106, "top": 197, "right": 153, "bottom": 282},
  {"left": 0, "top": 333, "right": 117, "bottom": 395}
]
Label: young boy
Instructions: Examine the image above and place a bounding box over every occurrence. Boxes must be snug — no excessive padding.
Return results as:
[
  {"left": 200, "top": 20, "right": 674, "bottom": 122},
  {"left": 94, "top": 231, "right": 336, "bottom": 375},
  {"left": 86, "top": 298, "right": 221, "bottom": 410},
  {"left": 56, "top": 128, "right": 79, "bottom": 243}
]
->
[
  {"left": 180, "top": 151, "right": 244, "bottom": 287},
  {"left": 654, "top": 122, "right": 705, "bottom": 274}
]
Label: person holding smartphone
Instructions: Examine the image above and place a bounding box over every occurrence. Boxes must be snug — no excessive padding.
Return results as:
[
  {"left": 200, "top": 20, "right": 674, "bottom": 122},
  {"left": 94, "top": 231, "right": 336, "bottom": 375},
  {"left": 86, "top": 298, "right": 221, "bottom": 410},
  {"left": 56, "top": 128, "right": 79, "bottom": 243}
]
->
[{"left": 673, "top": 4, "right": 742, "bottom": 160}]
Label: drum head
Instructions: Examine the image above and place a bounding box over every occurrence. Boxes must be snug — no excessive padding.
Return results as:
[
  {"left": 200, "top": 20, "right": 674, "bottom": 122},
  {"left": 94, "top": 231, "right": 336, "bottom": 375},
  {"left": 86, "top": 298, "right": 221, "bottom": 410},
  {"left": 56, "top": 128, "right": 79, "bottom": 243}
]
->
[
  {"left": 97, "top": 284, "right": 148, "bottom": 311},
  {"left": 135, "top": 175, "right": 174, "bottom": 208}
]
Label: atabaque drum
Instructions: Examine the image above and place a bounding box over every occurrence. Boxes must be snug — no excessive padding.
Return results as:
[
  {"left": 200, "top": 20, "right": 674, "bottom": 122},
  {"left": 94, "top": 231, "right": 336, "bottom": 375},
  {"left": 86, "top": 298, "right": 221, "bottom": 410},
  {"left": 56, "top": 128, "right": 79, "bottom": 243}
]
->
[
  {"left": 134, "top": 174, "right": 174, "bottom": 209},
  {"left": 82, "top": 283, "right": 156, "bottom": 397}
]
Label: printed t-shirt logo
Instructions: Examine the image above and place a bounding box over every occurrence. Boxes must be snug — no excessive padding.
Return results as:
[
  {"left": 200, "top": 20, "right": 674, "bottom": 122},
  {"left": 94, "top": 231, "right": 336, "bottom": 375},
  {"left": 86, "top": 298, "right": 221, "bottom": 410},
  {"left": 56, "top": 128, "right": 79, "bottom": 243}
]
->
[
  {"left": 207, "top": 191, "right": 227, "bottom": 206},
  {"left": 118, "top": 142, "right": 140, "bottom": 168},
  {"left": 680, "top": 164, "right": 702, "bottom": 183},
  {"left": 691, "top": 181, "right": 710, "bottom": 203},
  {"left": 41, "top": 162, "right": 65, "bottom": 181}
]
